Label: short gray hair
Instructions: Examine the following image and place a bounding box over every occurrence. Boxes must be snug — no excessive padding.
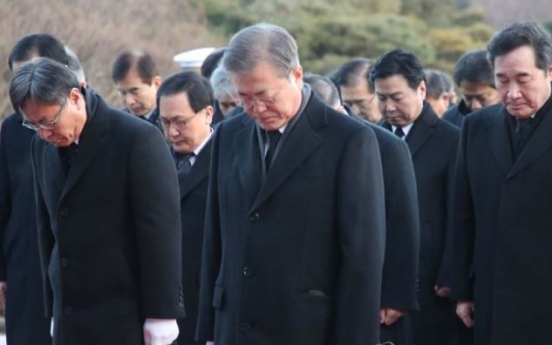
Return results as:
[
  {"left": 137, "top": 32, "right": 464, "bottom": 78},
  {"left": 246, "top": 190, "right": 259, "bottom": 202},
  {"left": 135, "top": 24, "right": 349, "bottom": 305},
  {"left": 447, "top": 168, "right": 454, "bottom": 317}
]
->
[
  {"left": 9, "top": 57, "right": 80, "bottom": 112},
  {"left": 304, "top": 73, "right": 341, "bottom": 109},
  {"left": 65, "top": 46, "right": 86, "bottom": 84},
  {"left": 210, "top": 65, "right": 237, "bottom": 98},
  {"left": 222, "top": 23, "right": 300, "bottom": 77}
]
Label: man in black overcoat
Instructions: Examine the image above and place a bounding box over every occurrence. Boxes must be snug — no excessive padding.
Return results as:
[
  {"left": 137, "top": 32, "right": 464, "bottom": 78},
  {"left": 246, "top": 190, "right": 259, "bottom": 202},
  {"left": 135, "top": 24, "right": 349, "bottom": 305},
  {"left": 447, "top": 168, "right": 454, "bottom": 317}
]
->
[
  {"left": 452, "top": 22, "right": 552, "bottom": 345},
  {"left": 158, "top": 71, "right": 215, "bottom": 344},
  {"left": 196, "top": 23, "right": 386, "bottom": 345},
  {"left": 0, "top": 33, "right": 71, "bottom": 345},
  {"left": 371, "top": 49, "right": 461, "bottom": 345},
  {"left": 9, "top": 58, "right": 184, "bottom": 345},
  {"left": 304, "top": 73, "right": 420, "bottom": 345}
]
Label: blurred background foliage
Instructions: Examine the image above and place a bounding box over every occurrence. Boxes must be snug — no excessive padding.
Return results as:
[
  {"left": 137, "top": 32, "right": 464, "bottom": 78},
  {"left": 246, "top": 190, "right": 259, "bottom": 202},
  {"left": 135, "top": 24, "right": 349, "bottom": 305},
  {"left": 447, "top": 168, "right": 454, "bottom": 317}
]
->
[{"left": 200, "top": 0, "right": 494, "bottom": 74}]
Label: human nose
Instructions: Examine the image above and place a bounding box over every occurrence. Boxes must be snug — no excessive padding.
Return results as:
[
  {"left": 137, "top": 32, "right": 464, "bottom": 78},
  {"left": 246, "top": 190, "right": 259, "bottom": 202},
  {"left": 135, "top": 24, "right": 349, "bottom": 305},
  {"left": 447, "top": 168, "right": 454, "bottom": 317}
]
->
[
  {"left": 124, "top": 93, "right": 136, "bottom": 106},
  {"left": 507, "top": 84, "right": 522, "bottom": 100}
]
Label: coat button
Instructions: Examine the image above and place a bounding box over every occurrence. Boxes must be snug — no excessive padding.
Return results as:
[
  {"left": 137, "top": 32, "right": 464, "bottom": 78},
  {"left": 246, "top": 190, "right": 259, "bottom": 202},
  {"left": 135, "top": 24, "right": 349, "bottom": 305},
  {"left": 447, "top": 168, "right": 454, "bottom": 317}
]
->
[
  {"left": 63, "top": 306, "right": 73, "bottom": 315},
  {"left": 59, "top": 207, "right": 69, "bottom": 217},
  {"left": 249, "top": 213, "right": 260, "bottom": 223},
  {"left": 243, "top": 267, "right": 252, "bottom": 277},
  {"left": 61, "top": 258, "right": 69, "bottom": 267},
  {"left": 240, "top": 323, "right": 251, "bottom": 333}
]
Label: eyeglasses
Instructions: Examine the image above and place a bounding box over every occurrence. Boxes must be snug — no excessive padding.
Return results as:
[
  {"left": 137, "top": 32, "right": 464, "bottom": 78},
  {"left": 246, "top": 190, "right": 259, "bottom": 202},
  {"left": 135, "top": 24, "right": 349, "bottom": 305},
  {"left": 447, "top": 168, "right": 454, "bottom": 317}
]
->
[
  {"left": 235, "top": 88, "right": 284, "bottom": 108},
  {"left": 21, "top": 98, "right": 67, "bottom": 131},
  {"left": 160, "top": 110, "right": 202, "bottom": 131},
  {"left": 345, "top": 95, "right": 376, "bottom": 112}
]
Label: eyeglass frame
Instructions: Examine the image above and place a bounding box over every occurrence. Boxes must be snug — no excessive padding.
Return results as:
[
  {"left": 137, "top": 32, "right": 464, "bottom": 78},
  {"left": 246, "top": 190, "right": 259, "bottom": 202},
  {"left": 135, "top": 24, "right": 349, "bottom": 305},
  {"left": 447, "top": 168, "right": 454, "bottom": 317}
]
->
[
  {"left": 20, "top": 98, "right": 68, "bottom": 131},
  {"left": 160, "top": 108, "right": 204, "bottom": 131}
]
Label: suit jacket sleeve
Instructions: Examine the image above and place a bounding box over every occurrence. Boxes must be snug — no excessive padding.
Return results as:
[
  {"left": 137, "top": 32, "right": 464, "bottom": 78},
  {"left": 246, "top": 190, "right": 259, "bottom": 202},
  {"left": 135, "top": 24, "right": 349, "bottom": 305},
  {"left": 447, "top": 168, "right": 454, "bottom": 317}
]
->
[
  {"left": 31, "top": 136, "right": 55, "bottom": 317},
  {"left": 436, "top": 131, "right": 460, "bottom": 287},
  {"left": 334, "top": 126, "right": 386, "bottom": 344},
  {"left": 0, "top": 128, "right": 10, "bottom": 281},
  {"left": 380, "top": 138, "right": 420, "bottom": 311},
  {"left": 451, "top": 118, "right": 475, "bottom": 301},
  {"left": 128, "top": 124, "right": 183, "bottom": 318},
  {"left": 196, "top": 124, "right": 222, "bottom": 342}
]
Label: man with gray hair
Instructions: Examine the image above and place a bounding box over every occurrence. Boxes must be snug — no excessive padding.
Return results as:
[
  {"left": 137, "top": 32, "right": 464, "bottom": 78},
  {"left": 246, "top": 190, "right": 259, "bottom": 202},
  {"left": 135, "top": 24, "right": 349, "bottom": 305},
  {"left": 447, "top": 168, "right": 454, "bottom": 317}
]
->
[
  {"left": 9, "top": 58, "right": 184, "bottom": 345},
  {"left": 452, "top": 22, "right": 552, "bottom": 345},
  {"left": 196, "top": 23, "right": 386, "bottom": 345},
  {"left": 210, "top": 65, "right": 239, "bottom": 116}
]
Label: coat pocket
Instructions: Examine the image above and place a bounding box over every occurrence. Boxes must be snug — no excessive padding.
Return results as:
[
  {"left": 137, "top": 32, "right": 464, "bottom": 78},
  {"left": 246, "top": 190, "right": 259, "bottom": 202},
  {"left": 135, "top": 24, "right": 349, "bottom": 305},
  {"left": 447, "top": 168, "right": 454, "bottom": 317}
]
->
[{"left": 212, "top": 286, "right": 224, "bottom": 309}]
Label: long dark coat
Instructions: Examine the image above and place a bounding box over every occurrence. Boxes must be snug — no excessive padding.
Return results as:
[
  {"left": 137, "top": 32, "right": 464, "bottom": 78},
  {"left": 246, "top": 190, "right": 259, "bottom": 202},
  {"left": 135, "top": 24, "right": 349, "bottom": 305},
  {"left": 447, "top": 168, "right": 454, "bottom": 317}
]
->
[
  {"left": 196, "top": 92, "right": 386, "bottom": 345},
  {"left": 442, "top": 100, "right": 471, "bottom": 128},
  {"left": 0, "top": 112, "right": 51, "bottom": 344},
  {"left": 383, "top": 103, "right": 460, "bottom": 345},
  {"left": 347, "top": 107, "right": 420, "bottom": 345},
  {"left": 31, "top": 89, "right": 184, "bottom": 345},
  {"left": 175, "top": 140, "right": 212, "bottom": 345},
  {"left": 452, "top": 96, "right": 552, "bottom": 345}
]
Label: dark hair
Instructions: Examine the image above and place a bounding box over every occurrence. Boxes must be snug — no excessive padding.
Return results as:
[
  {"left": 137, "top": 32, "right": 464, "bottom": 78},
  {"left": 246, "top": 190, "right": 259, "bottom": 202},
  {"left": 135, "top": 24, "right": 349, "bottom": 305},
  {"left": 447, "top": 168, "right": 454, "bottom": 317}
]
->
[
  {"left": 369, "top": 49, "right": 425, "bottom": 90},
  {"left": 424, "top": 69, "right": 447, "bottom": 99},
  {"left": 453, "top": 49, "right": 495, "bottom": 87},
  {"left": 487, "top": 22, "right": 552, "bottom": 71},
  {"left": 111, "top": 49, "right": 159, "bottom": 84},
  {"left": 9, "top": 58, "right": 80, "bottom": 112},
  {"left": 156, "top": 71, "right": 213, "bottom": 113},
  {"left": 333, "top": 58, "right": 374, "bottom": 92},
  {"left": 201, "top": 47, "right": 226, "bottom": 79},
  {"left": 8, "top": 33, "right": 68, "bottom": 70},
  {"left": 304, "top": 73, "right": 341, "bottom": 108}
]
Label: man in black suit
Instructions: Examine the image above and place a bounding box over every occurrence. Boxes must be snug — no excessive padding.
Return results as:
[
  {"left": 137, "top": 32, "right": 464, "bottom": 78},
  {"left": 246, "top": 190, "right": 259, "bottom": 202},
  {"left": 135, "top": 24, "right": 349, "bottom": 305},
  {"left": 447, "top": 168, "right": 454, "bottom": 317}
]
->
[
  {"left": 452, "top": 22, "right": 552, "bottom": 345},
  {"left": 112, "top": 49, "right": 163, "bottom": 128},
  {"left": 442, "top": 49, "right": 501, "bottom": 128},
  {"left": 9, "top": 58, "right": 183, "bottom": 345},
  {"left": 333, "top": 58, "right": 383, "bottom": 123},
  {"left": 196, "top": 23, "right": 386, "bottom": 345},
  {"left": 371, "top": 49, "right": 461, "bottom": 345},
  {"left": 158, "top": 71, "right": 214, "bottom": 344},
  {"left": 0, "top": 33, "right": 71, "bottom": 345},
  {"left": 305, "top": 73, "right": 420, "bottom": 345}
]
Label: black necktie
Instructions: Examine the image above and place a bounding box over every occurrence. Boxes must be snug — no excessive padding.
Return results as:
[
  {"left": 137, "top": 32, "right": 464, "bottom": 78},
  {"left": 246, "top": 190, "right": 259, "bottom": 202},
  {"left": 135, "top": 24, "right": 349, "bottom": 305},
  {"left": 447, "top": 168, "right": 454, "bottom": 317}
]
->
[
  {"left": 513, "top": 118, "right": 532, "bottom": 159},
  {"left": 176, "top": 152, "right": 195, "bottom": 175},
  {"left": 265, "top": 130, "right": 282, "bottom": 171},
  {"left": 60, "top": 143, "right": 79, "bottom": 176},
  {"left": 395, "top": 127, "right": 405, "bottom": 139}
]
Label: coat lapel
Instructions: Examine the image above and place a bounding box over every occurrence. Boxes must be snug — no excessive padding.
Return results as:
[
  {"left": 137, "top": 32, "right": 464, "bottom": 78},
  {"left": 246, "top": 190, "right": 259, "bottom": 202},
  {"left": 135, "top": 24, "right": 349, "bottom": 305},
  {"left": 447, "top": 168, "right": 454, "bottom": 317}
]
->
[
  {"left": 61, "top": 90, "right": 109, "bottom": 199},
  {"left": 44, "top": 144, "right": 66, "bottom": 199},
  {"left": 406, "top": 103, "right": 438, "bottom": 158},
  {"left": 178, "top": 140, "right": 212, "bottom": 198},
  {"left": 251, "top": 97, "right": 324, "bottom": 211},
  {"left": 234, "top": 118, "right": 263, "bottom": 209},
  {"left": 507, "top": 102, "right": 552, "bottom": 179},
  {"left": 484, "top": 107, "right": 513, "bottom": 176}
]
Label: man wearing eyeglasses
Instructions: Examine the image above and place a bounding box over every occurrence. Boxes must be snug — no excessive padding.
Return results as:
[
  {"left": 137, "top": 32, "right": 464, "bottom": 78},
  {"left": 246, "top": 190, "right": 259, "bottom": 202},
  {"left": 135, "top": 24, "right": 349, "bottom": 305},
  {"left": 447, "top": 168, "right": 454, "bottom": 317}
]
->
[
  {"left": 157, "top": 71, "right": 214, "bottom": 345},
  {"left": 9, "top": 58, "right": 184, "bottom": 345},
  {"left": 196, "top": 23, "right": 386, "bottom": 345},
  {"left": 112, "top": 49, "right": 162, "bottom": 128},
  {"left": 333, "top": 58, "right": 383, "bottom": 124},
  {"left": 0, "top": 33, "right": 69, "bottom": 345}
]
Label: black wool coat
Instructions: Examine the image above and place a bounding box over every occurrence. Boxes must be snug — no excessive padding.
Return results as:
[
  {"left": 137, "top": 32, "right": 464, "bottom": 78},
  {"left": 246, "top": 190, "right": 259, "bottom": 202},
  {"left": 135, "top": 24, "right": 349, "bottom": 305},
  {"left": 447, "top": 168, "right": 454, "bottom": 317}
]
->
[
  {"left": 0, "top": 112, "right": 51, "bottom": 345},
  {"left": 382, "top": 103, "right": 460, "bottom": 345},
  {"left": 32, "top": 89, "right": 184, "bottom": 345},
  {"left": 196, "top": 93, "right": 386, "bottom": 345},
  {"left": 452, "top": 95, "right": 552, "bottom": 345}
]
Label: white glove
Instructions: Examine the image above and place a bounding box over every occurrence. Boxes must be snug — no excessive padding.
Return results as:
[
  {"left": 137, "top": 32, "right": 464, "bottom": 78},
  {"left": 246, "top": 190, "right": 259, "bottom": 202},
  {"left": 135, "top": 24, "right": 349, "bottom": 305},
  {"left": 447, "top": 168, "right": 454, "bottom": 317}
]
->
[
  {"left": 50, "top": 317, "right": 54, "bottom": 337},
  {"left": 143, "top": 318, "right": 179, "bottom": 345}
]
